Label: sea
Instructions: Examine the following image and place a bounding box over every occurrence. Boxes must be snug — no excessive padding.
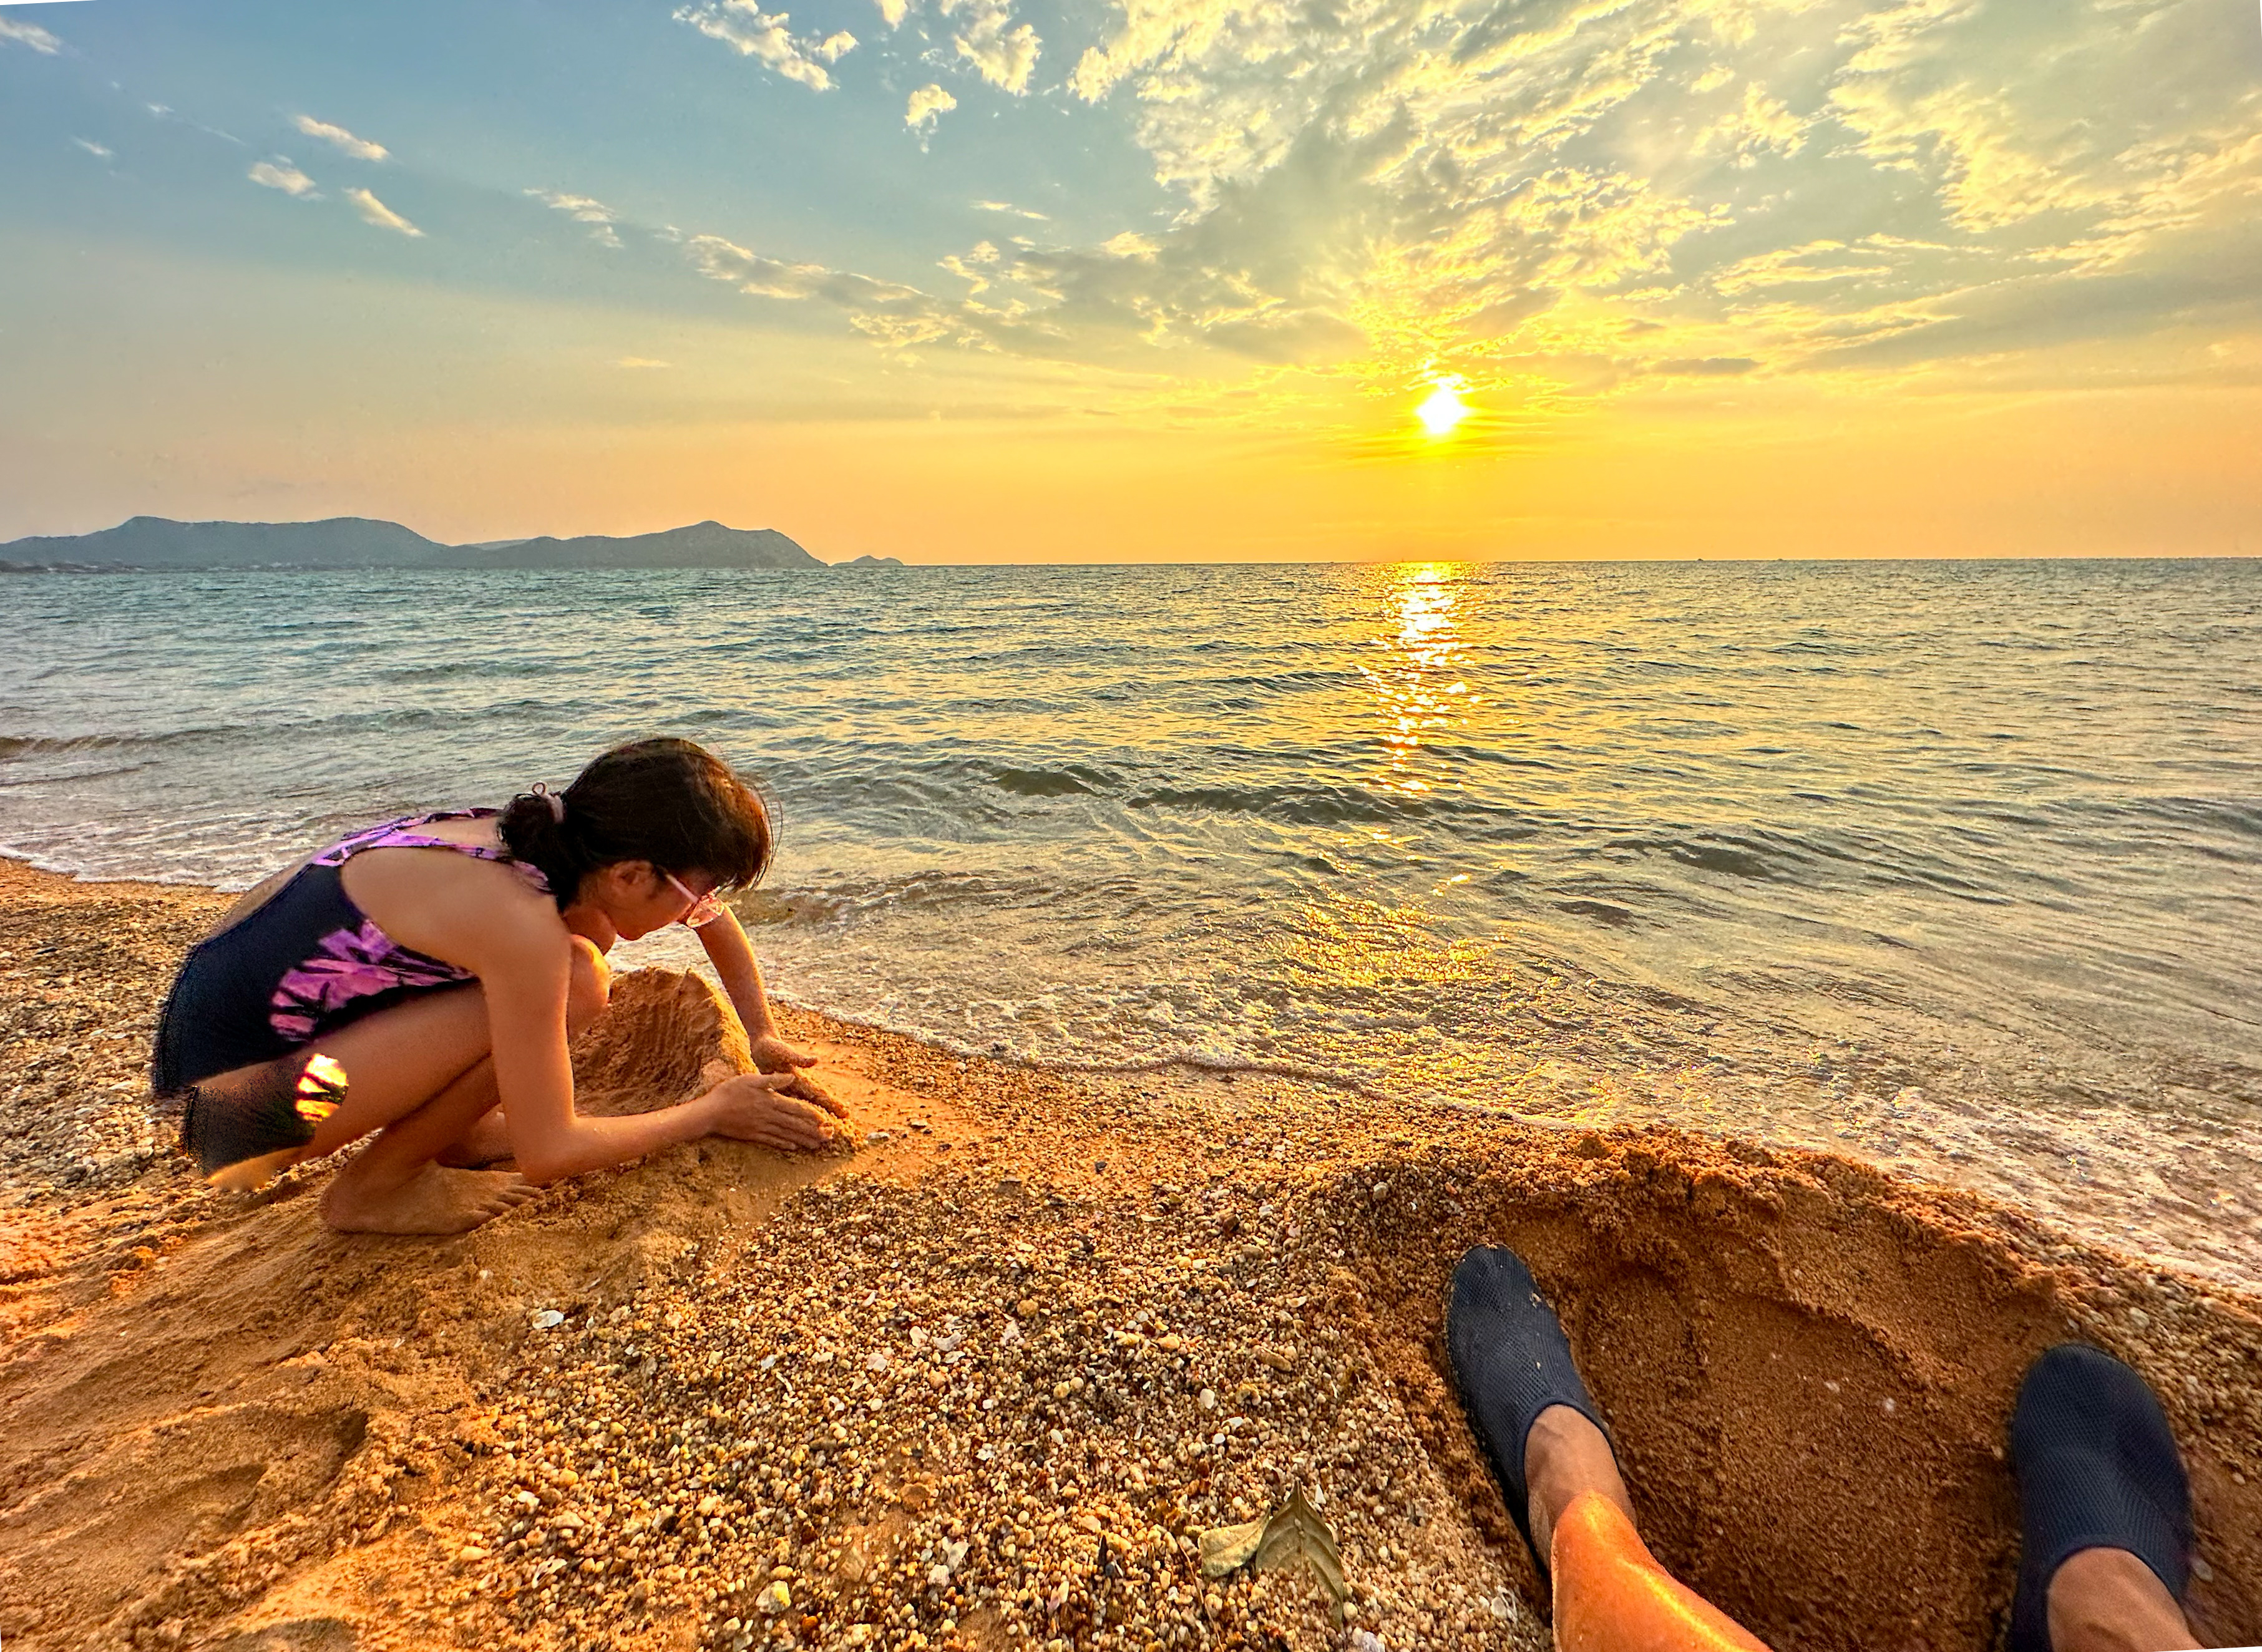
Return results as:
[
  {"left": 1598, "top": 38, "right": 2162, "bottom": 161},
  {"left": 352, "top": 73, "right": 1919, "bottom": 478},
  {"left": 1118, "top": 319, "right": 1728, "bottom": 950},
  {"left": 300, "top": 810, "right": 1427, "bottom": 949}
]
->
[{"left": 2, "top": 560, "right": 2256, "bottom": 1285}]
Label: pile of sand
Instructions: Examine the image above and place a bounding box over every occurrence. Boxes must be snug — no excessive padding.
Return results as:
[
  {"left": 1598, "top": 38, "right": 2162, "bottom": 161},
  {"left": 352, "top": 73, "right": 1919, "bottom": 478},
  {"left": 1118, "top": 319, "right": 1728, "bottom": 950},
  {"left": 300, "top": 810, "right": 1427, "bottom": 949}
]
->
[{"left": 0, "top": 862, "right": 2255, "bottom": 1651}]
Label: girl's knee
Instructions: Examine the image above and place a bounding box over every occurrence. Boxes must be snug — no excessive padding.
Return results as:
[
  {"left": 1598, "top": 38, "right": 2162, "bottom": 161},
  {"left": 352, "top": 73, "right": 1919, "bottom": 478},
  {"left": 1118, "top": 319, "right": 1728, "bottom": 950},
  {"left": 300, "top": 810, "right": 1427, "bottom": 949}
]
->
[{"left": 567, "top": 936, "right": 612, "bottom": 1031}]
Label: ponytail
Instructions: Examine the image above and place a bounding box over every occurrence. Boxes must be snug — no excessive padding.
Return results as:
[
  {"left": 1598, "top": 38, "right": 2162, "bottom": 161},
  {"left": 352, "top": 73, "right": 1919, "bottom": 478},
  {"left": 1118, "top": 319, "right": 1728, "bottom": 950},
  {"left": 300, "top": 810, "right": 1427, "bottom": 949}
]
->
[{"left": 499, "top": 738, "right": 772, "bottom": 910}]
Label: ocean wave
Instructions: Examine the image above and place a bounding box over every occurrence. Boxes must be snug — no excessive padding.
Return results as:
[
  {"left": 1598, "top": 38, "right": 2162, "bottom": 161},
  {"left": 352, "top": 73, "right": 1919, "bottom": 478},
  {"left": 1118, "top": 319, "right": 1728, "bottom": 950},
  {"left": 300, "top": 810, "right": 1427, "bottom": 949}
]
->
[
  {"left": 0, "top": 727, "right": 241, "bottom": 761},
  {"left": 992, "top": 765, "right": 1113, "bottom": 798},
  {"left": 1127, "top": 781, "right": 1429, "bottom": 826},
  {"left": 6, "top": 558, "right": 2260, "bottom": 1286},
  {"left": 1603, "top": 830, "right": 1803, "bottom": 881}
]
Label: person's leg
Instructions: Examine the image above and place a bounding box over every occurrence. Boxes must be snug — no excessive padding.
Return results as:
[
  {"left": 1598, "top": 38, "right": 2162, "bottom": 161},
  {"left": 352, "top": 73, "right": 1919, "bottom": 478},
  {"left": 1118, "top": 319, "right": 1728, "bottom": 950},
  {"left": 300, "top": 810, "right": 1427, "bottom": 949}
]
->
[
  {"left": 434, "top": 940, "right": 613, "bottom": 1167},
  {"left": 315, "top": 938, "right": 610, "bottom": 1233},
  {"left": 183, "top": 937, "right": 608, "bottom": 1233},
  {"left": 2011, "top": 1344, "right": 2203, "bottom": 1652},
  {"left": 2044, "top": 1550, "right": 2200, "bottom": 1652},
  {"left": 1448, "top": 1246, "right": 1772, "bottom": 1652}
]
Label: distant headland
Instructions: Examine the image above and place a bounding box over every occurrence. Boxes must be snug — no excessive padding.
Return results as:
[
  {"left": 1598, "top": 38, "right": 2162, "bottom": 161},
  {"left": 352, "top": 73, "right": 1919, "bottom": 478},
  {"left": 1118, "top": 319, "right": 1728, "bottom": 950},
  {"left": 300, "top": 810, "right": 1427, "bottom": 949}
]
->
[{"left": 0, "top": 517, "right": 908, "bottom": 571}]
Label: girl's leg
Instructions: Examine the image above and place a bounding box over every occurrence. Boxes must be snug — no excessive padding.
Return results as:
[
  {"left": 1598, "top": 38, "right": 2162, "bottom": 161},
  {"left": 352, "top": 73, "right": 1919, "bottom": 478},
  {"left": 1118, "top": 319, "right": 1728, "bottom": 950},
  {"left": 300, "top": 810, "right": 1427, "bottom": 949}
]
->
[
  {"left": 314, "top": 941, "right": 610, "bottom": 1233},
  {"left": 186, "top": 940, "right": 609, "bottom": 1234}
]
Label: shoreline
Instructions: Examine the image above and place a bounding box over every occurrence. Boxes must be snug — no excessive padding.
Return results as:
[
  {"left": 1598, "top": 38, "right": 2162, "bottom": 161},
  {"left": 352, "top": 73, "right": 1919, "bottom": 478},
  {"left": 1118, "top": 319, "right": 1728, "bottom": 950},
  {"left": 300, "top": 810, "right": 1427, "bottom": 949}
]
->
[{"left": 1, "top": 857, "right": 2256, "bottom": 1651}]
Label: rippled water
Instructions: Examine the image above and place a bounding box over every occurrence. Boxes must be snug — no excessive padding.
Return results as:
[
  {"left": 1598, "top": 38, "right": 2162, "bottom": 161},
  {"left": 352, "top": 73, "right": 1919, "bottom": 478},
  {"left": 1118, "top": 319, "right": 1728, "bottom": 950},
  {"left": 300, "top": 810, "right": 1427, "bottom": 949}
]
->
[{"left": 2, "top": 561, "right": 2256, "bottom": 1280}]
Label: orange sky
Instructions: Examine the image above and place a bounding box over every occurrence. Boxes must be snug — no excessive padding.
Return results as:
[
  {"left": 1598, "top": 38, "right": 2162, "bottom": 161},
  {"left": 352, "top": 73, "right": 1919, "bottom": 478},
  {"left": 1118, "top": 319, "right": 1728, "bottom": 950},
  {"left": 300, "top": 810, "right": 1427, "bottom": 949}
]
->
[{"left": 4, "top": 0, "right": 2259, "bottom": 560}]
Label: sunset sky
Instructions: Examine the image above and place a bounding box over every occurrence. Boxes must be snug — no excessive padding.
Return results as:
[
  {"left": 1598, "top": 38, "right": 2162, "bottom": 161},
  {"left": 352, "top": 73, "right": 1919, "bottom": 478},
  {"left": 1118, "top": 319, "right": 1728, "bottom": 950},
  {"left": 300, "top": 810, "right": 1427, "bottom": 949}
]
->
[{"left": 2, "top": 0, "right": 2258, "bottom": 561}]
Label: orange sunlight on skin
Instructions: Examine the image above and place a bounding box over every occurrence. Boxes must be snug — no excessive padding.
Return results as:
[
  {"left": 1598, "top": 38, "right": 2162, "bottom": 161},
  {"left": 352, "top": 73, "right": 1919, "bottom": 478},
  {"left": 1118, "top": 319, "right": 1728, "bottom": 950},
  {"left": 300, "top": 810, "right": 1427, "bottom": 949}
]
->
[{"left": 1553, "top": 1492, "right": 1775, "bottom": 1651}]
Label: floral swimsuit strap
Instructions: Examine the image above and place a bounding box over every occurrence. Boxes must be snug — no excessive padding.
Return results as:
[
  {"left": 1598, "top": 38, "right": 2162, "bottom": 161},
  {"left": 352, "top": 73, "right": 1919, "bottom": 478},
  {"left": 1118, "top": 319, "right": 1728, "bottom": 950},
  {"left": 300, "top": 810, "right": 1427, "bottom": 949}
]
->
[
  {"left": 266, "top": 809, "right": 550, "bottom": 1045},
  {"left": 311, "top": 808, "right": 550, "bottom": 895}
]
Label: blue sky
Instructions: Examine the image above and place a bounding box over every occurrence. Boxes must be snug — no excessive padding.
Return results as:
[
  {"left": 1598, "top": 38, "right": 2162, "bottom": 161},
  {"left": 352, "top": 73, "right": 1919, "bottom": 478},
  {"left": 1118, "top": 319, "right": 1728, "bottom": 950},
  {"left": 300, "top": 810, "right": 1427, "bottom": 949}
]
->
[{"left": 2, "top": 0, "right": 2258, "bottom": 560}]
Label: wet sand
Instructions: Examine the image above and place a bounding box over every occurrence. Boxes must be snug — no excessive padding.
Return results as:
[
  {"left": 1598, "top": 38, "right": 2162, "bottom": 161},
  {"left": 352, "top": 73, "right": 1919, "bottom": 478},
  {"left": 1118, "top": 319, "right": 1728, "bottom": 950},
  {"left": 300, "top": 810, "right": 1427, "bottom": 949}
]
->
[{"left": 0, "top": 856, "right": 2256, "bottom": 1652}]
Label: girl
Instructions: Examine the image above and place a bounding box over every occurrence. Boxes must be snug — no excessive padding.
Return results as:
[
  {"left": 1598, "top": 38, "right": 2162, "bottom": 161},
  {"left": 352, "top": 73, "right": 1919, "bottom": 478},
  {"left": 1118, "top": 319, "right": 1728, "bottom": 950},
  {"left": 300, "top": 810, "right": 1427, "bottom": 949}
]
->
[{"left": 152, "top": 737, "right": 841, "bottom": 1233}]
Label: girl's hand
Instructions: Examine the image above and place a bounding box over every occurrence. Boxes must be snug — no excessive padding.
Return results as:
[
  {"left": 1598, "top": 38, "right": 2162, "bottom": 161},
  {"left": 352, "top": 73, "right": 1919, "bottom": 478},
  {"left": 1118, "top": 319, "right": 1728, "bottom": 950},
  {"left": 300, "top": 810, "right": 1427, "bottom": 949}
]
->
[
  {"left": 749, "top": 1033, "right": 846, "bottom": 1117},
  {"left": 703, "top": 1071, "right": 838, "bottom": 1152}
]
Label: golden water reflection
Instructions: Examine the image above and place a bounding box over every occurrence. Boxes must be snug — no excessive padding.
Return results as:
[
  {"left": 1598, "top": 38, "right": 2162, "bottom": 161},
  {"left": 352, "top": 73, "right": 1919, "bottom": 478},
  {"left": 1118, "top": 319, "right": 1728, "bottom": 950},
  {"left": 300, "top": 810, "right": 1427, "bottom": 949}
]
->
[{"left": 1360, "top": 563, "right": 1483, "bottom": 797}]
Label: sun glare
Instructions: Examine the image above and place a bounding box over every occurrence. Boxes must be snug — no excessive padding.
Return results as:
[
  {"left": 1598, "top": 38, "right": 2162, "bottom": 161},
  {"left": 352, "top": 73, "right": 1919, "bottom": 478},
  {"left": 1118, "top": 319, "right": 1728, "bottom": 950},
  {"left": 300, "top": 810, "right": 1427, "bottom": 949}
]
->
[{"left": 1415, "top": 378, "right": 1470, "bottom": 439}]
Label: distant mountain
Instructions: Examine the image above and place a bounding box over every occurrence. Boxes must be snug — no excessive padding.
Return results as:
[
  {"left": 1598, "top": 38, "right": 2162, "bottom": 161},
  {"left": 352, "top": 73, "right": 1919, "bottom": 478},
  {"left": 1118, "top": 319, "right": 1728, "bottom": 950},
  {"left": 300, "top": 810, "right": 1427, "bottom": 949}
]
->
[
  {"left": 835, "top": 554, "right": 906, "bottom": 568},
  {"left": 0, "top": 515, "right": 447, "bottom": 568},
  {"left": 431, "top": 521, "right": 823, "bottom": 570},
  {"left": 0, "top": 516, "right": 829, "bottom": 571}
]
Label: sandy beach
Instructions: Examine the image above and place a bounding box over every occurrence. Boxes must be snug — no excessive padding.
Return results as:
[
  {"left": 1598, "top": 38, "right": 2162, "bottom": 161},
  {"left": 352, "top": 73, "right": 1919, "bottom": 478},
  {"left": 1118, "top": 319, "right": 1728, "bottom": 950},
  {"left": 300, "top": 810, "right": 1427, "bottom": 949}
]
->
[{"left": 1, "top": 855, "right": 2256, "bottom": 1652}]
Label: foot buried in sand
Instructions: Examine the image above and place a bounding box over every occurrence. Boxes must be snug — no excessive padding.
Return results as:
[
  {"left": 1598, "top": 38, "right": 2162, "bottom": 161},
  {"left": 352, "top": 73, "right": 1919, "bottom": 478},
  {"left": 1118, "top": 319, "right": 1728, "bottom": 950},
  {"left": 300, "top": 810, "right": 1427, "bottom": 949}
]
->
[
  {"left": 2011, "top": 1344, "right": 2202, "bottom": 1652},
  {"left": 1450, "top": 1243, "right": 1775, "bottom": 1651},
  {"left": 319, "top": 1160, "right": 538, "bottom": 1234}
]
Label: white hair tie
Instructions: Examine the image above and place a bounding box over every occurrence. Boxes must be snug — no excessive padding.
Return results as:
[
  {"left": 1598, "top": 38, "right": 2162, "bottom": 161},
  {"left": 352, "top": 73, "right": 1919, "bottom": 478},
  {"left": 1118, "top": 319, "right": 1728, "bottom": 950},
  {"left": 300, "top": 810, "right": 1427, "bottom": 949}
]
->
[{"left": 531, "top": 782, "right": 565, "bottom": 823}]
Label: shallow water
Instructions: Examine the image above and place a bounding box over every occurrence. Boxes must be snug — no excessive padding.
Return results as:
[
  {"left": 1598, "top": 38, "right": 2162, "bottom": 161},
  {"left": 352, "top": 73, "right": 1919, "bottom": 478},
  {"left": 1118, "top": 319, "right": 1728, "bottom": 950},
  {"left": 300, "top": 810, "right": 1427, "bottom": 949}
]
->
[{"left": 1, "top": 560, "right": 2256, "bottom": 1281}]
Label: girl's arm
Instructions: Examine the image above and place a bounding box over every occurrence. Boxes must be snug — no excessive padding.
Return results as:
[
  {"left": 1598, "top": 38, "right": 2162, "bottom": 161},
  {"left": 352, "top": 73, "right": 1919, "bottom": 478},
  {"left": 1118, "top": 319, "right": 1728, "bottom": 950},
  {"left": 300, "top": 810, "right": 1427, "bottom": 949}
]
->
[
  {"left": 696, "top": 906, "right": 782, "bottom": 1039},
  {"left": 697, "top": 909, "right": 840, "bottom": 1108},
  {"left": 480, "top": 913, "right": 832, "bottom": 1182}
]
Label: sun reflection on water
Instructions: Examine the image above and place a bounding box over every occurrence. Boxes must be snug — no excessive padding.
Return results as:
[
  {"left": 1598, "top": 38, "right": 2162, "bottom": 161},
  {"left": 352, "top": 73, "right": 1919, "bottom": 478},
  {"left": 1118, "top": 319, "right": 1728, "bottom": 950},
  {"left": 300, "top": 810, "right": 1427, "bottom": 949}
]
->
[{"left": 1361, "top": 563, "right": 1481, "bottom": 797}]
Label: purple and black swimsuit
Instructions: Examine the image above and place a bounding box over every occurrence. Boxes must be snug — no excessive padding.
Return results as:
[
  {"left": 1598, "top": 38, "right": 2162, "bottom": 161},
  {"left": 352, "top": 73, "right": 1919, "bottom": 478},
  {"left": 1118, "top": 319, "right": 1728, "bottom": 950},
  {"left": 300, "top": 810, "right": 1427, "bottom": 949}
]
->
[{"left": 153, "top": 810, "right": 549, "bottom": 1174}]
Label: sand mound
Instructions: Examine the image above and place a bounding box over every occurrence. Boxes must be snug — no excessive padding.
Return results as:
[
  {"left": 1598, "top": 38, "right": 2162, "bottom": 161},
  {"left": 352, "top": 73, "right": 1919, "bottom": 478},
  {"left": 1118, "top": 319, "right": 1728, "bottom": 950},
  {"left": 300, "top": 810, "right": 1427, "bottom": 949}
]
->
[{"left": 1, "top": 864, "right": 2257, "bottom": 1652}]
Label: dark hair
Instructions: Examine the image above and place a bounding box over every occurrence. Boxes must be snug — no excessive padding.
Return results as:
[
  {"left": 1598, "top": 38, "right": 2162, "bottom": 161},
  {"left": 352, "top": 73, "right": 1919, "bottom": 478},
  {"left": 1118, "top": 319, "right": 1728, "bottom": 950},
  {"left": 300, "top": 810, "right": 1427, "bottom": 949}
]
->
[{"left": 499, "top": 737, "right": 772, "bottom": 909}]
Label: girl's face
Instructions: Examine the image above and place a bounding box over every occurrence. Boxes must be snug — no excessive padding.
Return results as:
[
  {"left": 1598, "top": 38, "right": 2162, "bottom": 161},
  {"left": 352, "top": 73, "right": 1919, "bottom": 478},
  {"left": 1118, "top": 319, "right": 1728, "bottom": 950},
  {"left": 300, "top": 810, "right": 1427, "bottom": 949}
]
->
[{"left": 575, "top": 861, "right": 720, "bottom": 945}]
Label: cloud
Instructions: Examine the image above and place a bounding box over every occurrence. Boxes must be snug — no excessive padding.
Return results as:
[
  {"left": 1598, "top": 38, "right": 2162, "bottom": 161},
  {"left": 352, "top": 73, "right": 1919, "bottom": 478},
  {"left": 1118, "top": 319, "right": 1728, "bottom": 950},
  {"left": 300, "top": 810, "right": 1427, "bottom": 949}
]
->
[
  {"left": 675, "top": 0, "right": 844, "bottom": 90},
  {"left": 74, "top": 137, "right": 112, "bottom": 160},
  {"left": 905, "top": 83, "right": 957, "bottom": 130},
  {"left": 814, "top": 31, "right": 857, "bottom": 61},
  {"left": 1655, "top": 356, "right": 1760, "bottom": 376},
  {"left": 874, "top": 0, "right": 910, "bottom": 26},
  {"left": 0, "top": 18, "right": 61, "bottom": 54},
  {"left": 685, "top": 232, "right": 977, "bottom": 347},
  {"left": 1033, "top": 0, "right": 2262, "bottom": 415},
  {"left": 346, "top": 186, "right": 424, "bottom": 237},
  {"left": 291, "top": 115, "right": 388, "bottom": 163},
  {"left": 1694, "top": 81, "right": 1810, "bottom": 169},
  {"left": 942, "top": 0, "right": 1038, "bottom": 93},
  {"left": 248, "top": 160, "right": 319, "bottom": 198},
  {"left": 617, "top": 357, "right": 673, "bottom": 369},
  {"left": 636, "top": 0, "right": 2262, "bottom": 432},
  {"left": 527, "top": 187, "right": 624, "bottom": 248}
]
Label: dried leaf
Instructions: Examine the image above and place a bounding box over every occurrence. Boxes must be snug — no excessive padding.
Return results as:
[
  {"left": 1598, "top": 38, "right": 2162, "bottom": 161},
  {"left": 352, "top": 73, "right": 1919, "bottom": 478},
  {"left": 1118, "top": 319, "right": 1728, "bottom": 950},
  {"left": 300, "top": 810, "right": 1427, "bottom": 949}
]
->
[
  {"left": 1198, "top": 1485, "right": 1346, "bottom": 1610},
  {"left": 1248, "top": 1485, "right": 1345, "bottom": 1605},
  {"left": 1199, "top": 1515, "right": 1267, "bottom": 1577}
]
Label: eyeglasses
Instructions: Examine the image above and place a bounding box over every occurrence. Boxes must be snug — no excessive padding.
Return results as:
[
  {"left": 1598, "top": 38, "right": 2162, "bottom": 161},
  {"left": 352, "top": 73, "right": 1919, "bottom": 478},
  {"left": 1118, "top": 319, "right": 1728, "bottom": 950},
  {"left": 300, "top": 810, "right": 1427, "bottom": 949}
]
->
[{"left": 663, "top": 870, "right": 728, "bottom": 929}]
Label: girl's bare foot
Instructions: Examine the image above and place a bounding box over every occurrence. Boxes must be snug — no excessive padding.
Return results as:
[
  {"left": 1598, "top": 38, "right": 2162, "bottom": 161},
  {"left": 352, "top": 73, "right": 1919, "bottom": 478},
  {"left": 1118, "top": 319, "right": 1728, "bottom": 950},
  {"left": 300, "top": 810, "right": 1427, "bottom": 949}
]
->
[
  {"left": 319, "top": 1159, "right": 537, "bottom": 1234},
  {"left": 439, "top": 1107, "right": 515, "bottom": 1167}
]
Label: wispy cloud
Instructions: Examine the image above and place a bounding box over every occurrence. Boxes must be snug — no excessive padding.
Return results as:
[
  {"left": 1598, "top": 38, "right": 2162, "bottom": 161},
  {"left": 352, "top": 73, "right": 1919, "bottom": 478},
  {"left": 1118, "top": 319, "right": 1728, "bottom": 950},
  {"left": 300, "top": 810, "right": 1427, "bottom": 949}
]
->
[
  {"left": 617, "top": 357, "right": 674, "bottom": 369},
  {"left": 74, "top": 137, "right": 112, "bottom": 160},
  {"left": 942, "top": 0, "right": 1038, "bottom": 93},
  {"left": 675, "top": 0, "right": 847, "bottom": 90},
  {"left": 1021, "top": 0, "right": 2262, "bottom": 422},
  {"left": 906, "top": 83, "right": 957, "bottom": 132},
  {"left": 291, "top": 114, "right": 388, "bottom": 163},
  {"left": 974, "top": 200, "right": 1048, "bottom": 221},
  {"left": 527, "top": 187, "right": 623, "bottom": 248},
  {"left": 248, "top": 160, "right": 318, "bottom": 198},
  {"left": 0, "top": 17, "right": 62, "bottom": 54},
  {"left": 346, "top": 186, "right": 423, "bottom": 237}
]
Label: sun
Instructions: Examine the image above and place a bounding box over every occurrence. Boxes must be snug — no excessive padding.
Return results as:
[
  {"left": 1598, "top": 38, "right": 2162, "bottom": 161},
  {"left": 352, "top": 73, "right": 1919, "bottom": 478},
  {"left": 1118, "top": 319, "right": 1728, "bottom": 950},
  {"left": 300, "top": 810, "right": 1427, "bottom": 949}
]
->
[{"left": 1415, "top": 377, "right": 1471, "bottom": 439}]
